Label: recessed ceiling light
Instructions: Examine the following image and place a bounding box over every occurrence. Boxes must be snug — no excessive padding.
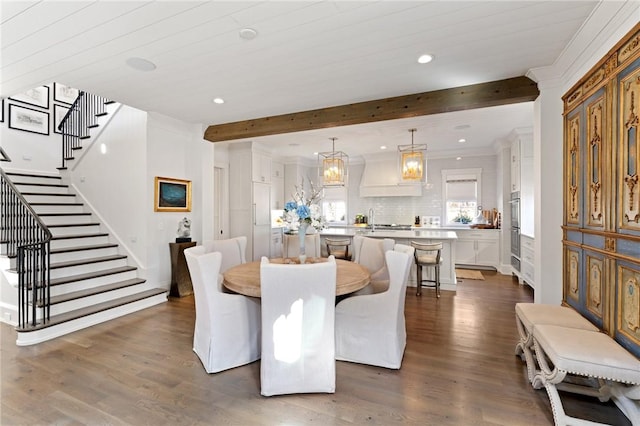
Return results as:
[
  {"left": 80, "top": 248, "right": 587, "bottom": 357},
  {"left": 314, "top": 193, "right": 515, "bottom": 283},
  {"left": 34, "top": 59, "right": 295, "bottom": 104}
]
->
[
  {"left": 125, "top": 57, "right": 156, "bottom": 72},
  {"left": 417, "top": 54, "right": 434, "bottom": 64},
  {"left": 458, "top": 138, "right": 466, "bottom": 143},
  {"left": 313, "top": 151, "right": 318, "bottom": 155},
  {"left": 456, "top": 157, "right": 462, "bottom": 161},
  {"left": 212, "top": 97, "right": 224, "bottom": 104},
  {"left": 239, "top": 28, "right": 258, "bottom": 40},
  {"left": 380, "top": 145, "right": 387, "bottom": 150}
]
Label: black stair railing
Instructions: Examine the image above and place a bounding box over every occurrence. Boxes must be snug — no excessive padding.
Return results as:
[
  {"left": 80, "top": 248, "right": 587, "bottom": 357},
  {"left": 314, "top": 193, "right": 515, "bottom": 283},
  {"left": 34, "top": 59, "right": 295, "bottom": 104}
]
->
[
  {"left": 0, "top": 168, "right": 52, "bottom": 327},
  {"left": 58, "top": 91, "right": 111, "bottom": 170}
]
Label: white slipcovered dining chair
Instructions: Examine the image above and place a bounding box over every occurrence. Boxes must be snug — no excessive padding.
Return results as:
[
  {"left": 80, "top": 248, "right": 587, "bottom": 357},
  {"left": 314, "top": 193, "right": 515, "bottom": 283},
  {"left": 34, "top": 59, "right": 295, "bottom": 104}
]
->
[
  {"left": 184, "top": 246, "right": 261, "bottom": 373},
  {"left": 351, "top": 235, "right": 395, "bottom": 295},
  {"left": 202, "top": 236, "right": 247, "bottom": 273},
  {"left": 259, "top": 255, "right": 337, "bottom": 396},
  {"left": 335, "top": 246, "right": 414, "bottom": 369},
  {"left": 282, "top": 233, "right": 321, "bottom": 258}
]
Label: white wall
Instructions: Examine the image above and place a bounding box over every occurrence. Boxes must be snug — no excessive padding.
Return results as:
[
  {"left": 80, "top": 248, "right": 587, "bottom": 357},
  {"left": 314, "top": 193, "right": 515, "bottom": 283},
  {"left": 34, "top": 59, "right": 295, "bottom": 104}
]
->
[
  {"left": 1, "top": 83, "right": 61, "bottom": 173},
  {"left": 146, "top": 113, "right": 211, "bottom": 287},
  {"left": 348, "top": 154, "right": 499, "bottom": 225}
]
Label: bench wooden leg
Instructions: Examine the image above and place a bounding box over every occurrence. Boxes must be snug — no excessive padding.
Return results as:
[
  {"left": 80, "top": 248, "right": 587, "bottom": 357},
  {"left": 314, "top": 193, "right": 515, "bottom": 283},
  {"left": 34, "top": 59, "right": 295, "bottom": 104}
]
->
[{"left": 515, "top": 313, "right": 537, "bottom": 383}]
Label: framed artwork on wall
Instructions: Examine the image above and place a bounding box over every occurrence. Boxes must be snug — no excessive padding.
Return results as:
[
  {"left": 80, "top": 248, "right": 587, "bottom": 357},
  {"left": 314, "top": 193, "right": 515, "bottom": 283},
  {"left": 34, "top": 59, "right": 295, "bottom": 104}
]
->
[
  {"left": 53, "top": 83, "right": 79, "bottom": 105},
  {"left": 8, "top": 104, "right": 50, "bottom": 135},
  {"left": 9, "top": 85, "right": 50, "bottom": 109},
  {"left": 154, "top": 176, "right": 192, "bottom": 212},
  {"left": 0, "top": 99, "right": 4, "bottom": 123},
  {"left": 53, "top": 104, "right": 70, "bottom": 134}
]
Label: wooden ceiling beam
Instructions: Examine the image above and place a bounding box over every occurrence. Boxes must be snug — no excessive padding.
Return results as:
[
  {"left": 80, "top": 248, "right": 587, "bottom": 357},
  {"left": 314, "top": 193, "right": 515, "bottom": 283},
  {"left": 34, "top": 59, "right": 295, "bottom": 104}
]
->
[{"left": 203, "top": 76, "right": 538, "bottom": 143}]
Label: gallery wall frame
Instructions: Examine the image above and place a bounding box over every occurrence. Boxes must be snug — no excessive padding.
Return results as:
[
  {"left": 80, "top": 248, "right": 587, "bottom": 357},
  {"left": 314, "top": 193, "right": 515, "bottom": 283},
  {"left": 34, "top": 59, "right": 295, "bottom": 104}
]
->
[
  {"left": 53, "top": 104, "right": 70, "bottom": 134},
  {"left": 9, "top": 85, "right": 50, "bottom": 109},
  {"left": 154, "top": 176, "right": 192, "bottom": 212},
  {"left": 53, "top": 82, "right": 79, "bottom": 105},
  {"left": 8, "top": 104, "right": 50, "bottom": 136},
  {"left": 0, "top": 99, "right": 4, "bottom": 123}
]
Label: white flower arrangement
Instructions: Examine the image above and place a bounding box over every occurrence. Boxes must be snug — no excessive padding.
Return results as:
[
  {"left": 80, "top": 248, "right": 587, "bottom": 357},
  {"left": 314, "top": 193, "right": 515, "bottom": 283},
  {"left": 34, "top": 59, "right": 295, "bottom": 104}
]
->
[{"left": 282, "top": 179, "right": 326, "bottom": 232}]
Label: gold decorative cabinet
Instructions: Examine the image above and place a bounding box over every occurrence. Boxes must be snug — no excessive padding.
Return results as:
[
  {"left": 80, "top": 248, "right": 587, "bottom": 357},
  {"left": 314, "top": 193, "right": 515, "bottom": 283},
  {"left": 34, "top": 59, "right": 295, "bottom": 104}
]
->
[{"left": 563, "top": 23, "right": 640, "bottom": 357}]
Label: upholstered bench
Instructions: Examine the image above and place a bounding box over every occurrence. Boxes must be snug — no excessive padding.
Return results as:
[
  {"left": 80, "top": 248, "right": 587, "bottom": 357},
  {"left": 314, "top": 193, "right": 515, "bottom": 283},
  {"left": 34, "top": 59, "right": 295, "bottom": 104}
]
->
[
  {"left": 532, "top": 324, "right": 640, "bottom": 426},
  {"left": 515, "top": 303, "right": 598, "bottom": 383}
]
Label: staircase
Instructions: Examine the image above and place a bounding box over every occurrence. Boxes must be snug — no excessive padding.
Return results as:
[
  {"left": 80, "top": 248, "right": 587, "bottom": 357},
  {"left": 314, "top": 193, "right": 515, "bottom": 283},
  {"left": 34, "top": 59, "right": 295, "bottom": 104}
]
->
[{"left": 1, "top": 92, "right": 167, "bottom": 346}]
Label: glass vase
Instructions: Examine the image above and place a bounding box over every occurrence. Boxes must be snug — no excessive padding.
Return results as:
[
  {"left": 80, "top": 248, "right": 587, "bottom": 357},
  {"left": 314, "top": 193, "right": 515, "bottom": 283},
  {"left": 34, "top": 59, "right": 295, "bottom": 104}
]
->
[{"left": 298, "top": 222, "right": 309, "bottom": 264}]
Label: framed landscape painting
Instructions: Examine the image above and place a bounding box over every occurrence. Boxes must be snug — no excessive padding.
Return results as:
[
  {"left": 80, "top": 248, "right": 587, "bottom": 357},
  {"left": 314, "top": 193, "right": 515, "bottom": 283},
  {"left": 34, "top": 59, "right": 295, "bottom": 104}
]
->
[
  {"left": 154, "top": 176, "right": 192, "bottom": 212},
  {"left": 9, "top": 85, "right": 50, "bottom": 109},
  {"left": 8, "top": 104, "right": 50, "bottom": 135}
]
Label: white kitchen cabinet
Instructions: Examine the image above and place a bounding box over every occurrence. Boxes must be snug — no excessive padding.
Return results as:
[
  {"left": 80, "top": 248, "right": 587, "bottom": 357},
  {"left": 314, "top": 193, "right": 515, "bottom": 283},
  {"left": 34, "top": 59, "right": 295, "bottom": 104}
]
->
[
  {"left": 271, "top": 161, "right": 284, "bottom": 210},
  {"left": 519, "top": 235, "right": 535, "bottom": 289},
  {"left": 454, "top": 229, "right": 499, "bottom": 268},
  {"left": 510, "top": 137, "right": 521, "bottom": 193},
  {"left": 252, "top": 151, "right": 272, "bottom": 184},
  {"left": 229, "top": 142, "right": 273, "bottom": 261}
]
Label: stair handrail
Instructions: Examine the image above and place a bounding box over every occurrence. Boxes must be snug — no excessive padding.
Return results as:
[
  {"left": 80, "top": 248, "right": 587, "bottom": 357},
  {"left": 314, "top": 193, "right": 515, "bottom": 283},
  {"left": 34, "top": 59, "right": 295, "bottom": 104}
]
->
[
  {"left": 0, "top": 167, "right": 52, "bottom": 327},
  {"left": 58, "top": 91, "right": 111, "bottom": 170}
]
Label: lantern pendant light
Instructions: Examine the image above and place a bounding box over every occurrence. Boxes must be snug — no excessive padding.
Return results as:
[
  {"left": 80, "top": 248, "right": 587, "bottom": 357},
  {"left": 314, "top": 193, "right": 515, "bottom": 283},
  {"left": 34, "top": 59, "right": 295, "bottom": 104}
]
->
[
  {"left": 318, "top": 137, "right": 348, "bottom": 186},
  {"left": 398, "top": 128, "right": 427, "bottom": 183}
]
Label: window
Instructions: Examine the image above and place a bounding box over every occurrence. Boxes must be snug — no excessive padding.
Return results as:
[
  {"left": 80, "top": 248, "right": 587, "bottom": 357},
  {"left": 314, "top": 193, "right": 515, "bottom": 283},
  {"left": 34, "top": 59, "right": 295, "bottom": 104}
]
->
[
  {"left": 442, "top": 168, "right": 482, "bottom": 226},
  {"left": 322, "top": 186, "right": 347, "bottom": 224}
]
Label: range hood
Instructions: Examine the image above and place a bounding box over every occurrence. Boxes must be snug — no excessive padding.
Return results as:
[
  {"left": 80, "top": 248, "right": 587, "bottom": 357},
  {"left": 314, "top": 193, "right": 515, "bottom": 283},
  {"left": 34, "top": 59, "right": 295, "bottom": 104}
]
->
[{"left": 359, "top": 153, "right": 423, "bottom": 197}]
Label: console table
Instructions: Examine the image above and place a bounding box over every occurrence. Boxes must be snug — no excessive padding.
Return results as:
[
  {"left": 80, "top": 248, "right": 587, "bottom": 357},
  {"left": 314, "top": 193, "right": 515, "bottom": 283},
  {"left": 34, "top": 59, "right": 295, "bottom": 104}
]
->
[{"left": 169, "top": 241, "right": 196, "bottom": 297}]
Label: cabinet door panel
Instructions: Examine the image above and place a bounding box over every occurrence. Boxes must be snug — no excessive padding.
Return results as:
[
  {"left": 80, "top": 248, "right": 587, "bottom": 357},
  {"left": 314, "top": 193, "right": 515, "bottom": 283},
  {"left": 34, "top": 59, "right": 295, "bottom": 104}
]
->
[
  {"left": 455, "top": 240, "right": 476, "bottom": 264},
  {"left": 475, "top": 240, "right": 498, "bottom": 265}
]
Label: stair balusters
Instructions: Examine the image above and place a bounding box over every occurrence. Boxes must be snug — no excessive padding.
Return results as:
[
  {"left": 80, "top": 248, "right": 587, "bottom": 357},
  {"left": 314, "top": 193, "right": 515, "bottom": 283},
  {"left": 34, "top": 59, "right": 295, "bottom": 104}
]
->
[{"left": 0, "top": 168, "right": 51, "bottom": 327}]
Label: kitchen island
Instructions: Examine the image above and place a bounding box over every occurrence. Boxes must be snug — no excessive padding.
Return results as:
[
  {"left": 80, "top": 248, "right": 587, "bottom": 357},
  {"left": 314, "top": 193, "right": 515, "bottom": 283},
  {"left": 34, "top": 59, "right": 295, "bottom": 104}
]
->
[{"left": 319, "top": 228, "right": 458, "bottom": 293}]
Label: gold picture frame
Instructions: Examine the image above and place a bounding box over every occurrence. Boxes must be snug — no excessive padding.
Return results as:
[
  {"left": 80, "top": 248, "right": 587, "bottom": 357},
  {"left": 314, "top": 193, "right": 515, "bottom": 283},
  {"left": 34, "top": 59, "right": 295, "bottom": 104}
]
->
[{"left": 154, "top": 176, "right": 192, "bottom": 212}]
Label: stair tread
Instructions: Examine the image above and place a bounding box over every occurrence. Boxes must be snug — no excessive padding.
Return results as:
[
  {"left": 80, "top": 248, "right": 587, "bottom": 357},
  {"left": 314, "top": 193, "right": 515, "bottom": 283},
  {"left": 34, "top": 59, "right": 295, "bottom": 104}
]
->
[
  {"left": 39, "top": 213, "right": 92, "bottom": 217},
  {"left": 48, "top": 222, "right": 100, "bottom": 228},
  {"left": 12, "top": 182, "right": 69, "bottom": 188},
  {"left": 30, "top": 202, "right": 83, "bottom": 206},
  {"left": 49, "top": 266, "right": 138, "bottom": 286},
  {"left": 42, "top": 278, "right": 147, "bottom": 306},
  {"left": 50, "top": 243, "right": 118, "bottom": 254},
  {"left": 17, "top": 288, "right": 166, "bottom": 332},
  {"left": 6, "top": 172, "right": 61, "bottom": 180},
  {"left": 51, "top": 232, "right": 108, "bottom": 240},
  {"left": 21, "top": 192, "right": 75, "bottom": 197},
  {"left": 51, "top": 254, "right": 127, "bottom": 269}
]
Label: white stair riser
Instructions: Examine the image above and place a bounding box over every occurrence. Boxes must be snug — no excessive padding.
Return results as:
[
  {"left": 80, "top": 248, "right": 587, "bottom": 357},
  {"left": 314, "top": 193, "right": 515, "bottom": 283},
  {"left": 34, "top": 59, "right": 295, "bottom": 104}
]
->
[
  {"left": 51, "top": 247, "right": 119, "bottom": 263},
  {"left": 41, "top": 215, "right": 93, "bottom": 225},
  {"left": 49, "top": 225, "right": 101, "bottom": 236},
  {"left": 50, "top": 270, "right": 139, "bottom": 296},
  {"left": 32, "top": 205, "right": 85, "bottom": 214},
  {"left": 50, "top": 236, "right": 110, "bottom": 249},
  {"left": 15, "top": 185, "right": 69, "bottom": 195},
  {"left": 48, "top": 284, "right": 152, "bottom": 316},
  {"left": 16, "top": 293, "right": 167, "bottom": 346},
  {"left": 22, "top": 195, "right": 77, "bottom": 204},
  {"left": 50, "top": 259, "right": 128, "bottom": 279}
]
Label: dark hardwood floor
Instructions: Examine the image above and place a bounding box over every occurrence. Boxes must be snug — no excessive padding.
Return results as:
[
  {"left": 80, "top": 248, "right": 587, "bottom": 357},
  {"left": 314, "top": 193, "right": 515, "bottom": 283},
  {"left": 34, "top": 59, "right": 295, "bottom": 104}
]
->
[{"left": 1, "top": 271, "right": 630, "bottom": 425}]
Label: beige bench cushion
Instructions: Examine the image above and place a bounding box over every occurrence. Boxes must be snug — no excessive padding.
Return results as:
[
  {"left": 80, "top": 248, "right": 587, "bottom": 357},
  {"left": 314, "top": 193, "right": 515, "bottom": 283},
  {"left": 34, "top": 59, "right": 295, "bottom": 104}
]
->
[
  {"left": 534, "top": 324, "right": 640, "bottom": 385},
  {"left": 516, "top": 303, "right": 598, "bottom": 333}
]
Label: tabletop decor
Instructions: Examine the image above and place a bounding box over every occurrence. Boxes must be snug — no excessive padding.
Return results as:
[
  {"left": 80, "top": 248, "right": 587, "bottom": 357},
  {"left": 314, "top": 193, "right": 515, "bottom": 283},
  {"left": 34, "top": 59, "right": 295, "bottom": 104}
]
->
[{"left": 282, "top": 179, "right": 325, "bottom": 263}]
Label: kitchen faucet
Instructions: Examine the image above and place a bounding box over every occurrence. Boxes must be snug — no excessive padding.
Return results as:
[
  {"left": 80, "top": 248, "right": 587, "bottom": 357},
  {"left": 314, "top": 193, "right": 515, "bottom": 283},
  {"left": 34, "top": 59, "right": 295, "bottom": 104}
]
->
[{"left": 368, "top": 208, "right": 375, "bottom": 232}]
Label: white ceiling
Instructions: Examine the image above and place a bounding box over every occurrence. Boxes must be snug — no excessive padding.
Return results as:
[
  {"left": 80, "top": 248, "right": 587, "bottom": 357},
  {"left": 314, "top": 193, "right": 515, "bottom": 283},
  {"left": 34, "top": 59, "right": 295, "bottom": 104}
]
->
[{"left": 1, "top": 1, "right": 600, "bottom": 160}]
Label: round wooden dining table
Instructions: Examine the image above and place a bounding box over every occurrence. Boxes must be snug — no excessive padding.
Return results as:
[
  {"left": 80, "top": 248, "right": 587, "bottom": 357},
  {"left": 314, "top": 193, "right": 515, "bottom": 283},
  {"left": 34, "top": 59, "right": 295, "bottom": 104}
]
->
[{"left": 223, "top": 257, "right": 370, "bottom": 297}]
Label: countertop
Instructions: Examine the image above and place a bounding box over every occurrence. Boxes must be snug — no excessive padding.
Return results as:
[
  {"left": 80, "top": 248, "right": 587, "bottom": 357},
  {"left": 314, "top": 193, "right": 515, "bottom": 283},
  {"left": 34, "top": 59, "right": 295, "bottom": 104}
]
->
[{"left": 319, "top": 228, "right": 458, "bottom": 240}]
